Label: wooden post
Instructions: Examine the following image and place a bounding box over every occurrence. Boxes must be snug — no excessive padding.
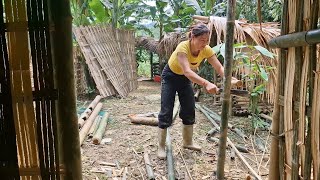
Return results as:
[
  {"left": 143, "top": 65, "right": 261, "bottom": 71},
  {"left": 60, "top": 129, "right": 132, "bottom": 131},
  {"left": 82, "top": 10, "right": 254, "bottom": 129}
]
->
[
  {"left": 216, "top": 0, "right": 236, "bottom": 175},
  {"left": 49, "top": 0, "right": 82, "bottom": 178}
]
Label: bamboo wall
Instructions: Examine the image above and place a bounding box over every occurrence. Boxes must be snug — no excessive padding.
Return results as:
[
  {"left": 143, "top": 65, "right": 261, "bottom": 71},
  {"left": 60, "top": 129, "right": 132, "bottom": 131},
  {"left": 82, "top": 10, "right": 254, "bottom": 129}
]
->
[
  {"left": 0, "top": 0, "right": 78, "bottom": 179},
  {"left": 270, "top": 0, "right": 320, "bottom": 179}
]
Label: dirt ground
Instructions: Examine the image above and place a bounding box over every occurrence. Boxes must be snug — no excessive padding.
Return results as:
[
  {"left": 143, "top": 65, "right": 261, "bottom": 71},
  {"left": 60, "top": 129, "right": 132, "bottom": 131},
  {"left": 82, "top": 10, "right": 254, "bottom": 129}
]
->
[{"left": 79, "top": 80, "right": 271, "bottom": 180}]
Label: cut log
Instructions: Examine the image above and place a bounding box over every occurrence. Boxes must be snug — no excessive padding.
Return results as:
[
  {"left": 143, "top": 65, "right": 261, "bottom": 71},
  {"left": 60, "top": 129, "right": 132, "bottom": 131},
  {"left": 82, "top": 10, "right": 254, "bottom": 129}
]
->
[
  {"left": 128, "top": 114, "right": 158, "bottom": 126},
  {"left": 144, "top": 151, "right": 155, "bottom": 180},
  {"left": 92, "top": 112, "right": 110, "bottom": 145},
  {"left": 79, "top": 103, "right": 103, "bottom": 145},
  {"left": 78, "top": 95, "right": 102, "bottom": 128}
]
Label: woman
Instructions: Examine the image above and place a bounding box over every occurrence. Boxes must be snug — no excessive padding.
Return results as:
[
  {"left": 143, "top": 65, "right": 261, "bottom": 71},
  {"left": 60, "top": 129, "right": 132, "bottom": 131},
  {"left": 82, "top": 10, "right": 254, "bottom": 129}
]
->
[{"left": 157, "top": 23, "right": 232, "bottom": 159}]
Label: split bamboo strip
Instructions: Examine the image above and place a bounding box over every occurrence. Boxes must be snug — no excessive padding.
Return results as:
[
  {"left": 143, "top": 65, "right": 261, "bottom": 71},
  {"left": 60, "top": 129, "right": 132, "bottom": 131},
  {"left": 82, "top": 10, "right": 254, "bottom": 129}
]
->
[
  {"left": 292, "top": 0, "right": 304, "bottom": 179},
  {"left": 79, "top": 103, "right": 103, "bottom": 145},
  {"left": 298, "top": 0, "right": 312, "bottom": 176},
  {"left": 92, "top": 112, "right": 110, "bottom": 145},
  {"left": 311, "top": 47, "right": 320, "bottom": 180}
]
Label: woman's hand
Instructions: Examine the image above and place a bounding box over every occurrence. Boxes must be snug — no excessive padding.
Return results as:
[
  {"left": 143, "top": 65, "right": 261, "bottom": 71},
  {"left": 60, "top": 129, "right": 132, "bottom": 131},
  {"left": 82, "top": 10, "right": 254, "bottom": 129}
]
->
[{"left": 204, "top": 81, "right": 219, "bottom": 94}]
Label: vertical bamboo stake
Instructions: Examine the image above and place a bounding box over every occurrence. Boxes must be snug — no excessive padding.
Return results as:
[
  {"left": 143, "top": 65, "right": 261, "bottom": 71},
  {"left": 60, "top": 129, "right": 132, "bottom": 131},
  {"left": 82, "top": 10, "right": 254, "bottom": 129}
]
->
[
  {"left": 304, "top": 1, "right": 319, "bottom": 179},
  {"left": 278, "top": 1, "right": 289, "bottom": 179},
  {"left": 50, "top": 0, "right": 82, "bottom": 179},
  {"left": 216, "top": 0, "right": 236, "bottom": 178},
  {"left": 292, "top": 0, "right": 304, "bottom": 179}
]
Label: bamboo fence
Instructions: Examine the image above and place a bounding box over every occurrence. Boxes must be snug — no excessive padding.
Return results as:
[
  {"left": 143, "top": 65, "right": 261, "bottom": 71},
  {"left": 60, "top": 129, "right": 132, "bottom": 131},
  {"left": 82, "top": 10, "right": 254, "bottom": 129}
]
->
[
  {"left": 0, "top": 0, "right": 65, "bottom": 179},
  {"left": 73, "top": 25, "right": 138, "bottom": 97},
  {"left": 269, "top": 0, "right": 320, "bottom": 179}
]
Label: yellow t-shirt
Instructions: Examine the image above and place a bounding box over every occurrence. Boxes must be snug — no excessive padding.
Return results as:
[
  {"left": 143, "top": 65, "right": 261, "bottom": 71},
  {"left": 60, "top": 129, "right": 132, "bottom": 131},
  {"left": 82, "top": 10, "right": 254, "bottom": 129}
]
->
[{"left": 168, "top": 40, "right": 215, "bottom": 75}]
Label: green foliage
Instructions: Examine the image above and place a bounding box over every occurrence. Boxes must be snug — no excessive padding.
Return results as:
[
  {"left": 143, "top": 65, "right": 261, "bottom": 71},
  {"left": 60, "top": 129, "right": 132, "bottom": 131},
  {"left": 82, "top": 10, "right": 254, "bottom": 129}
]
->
[{"left": 208, "top": 42, "right": 275, "bottom": 128}]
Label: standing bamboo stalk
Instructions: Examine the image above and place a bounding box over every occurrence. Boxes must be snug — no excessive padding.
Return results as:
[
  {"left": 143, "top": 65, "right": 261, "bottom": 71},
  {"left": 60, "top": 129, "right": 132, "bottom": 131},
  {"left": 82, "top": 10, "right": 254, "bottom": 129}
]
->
[
  {"left": 216, "top": 0, "right": 236, "bottom": 178},
  {"left": 50, "top": 0, "right": 82, "bottom": 179}
]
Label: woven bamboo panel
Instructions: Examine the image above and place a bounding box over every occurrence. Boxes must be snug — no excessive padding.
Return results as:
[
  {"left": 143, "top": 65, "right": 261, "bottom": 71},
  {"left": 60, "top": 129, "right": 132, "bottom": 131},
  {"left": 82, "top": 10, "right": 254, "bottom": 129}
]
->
[
  {"left": 0, "top": 0, "right": 20, "bottom": 179},
  {"left": 115, "top": 29, "right": 138, "bottom": 92},
  {"left": 73, "top": 28, "right": 117, "bottom": 97},
  {"left": 0, "top": 0, "right": 61, "bottom": 179},
  {"left": 74, "top": 25, "right": 137, "bottom": 97}
]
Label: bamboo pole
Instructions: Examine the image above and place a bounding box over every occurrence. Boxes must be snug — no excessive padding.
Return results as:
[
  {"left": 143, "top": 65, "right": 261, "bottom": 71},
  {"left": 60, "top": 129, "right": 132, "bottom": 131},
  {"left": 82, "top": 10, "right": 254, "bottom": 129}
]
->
[
  {"left": 166, "top": 130, "right": 175, "bottom": 180},
  {"left": 166, "top": 98, "right": 179, "bottom": 180},
  {"left": 78, "top": 95, "right": 102, "bottom": 128},
  {"left": 92, "top": 112, "right": 110, "bottom": 145},
  {"left": 216, "top": 0, "right": 236, "bottom": 178},
  {"left": 268, "top": 29, "right": 320, "bottom": 48},
  {"left": 79, "top": 103, "right": 103, "bottom": 145},
  {"left": 50, "top": 0, "right": 82, "bottom": 178},
  {"left": 144, "top": 151, "right": 155, "bottom": 180},
  {"left": 88, "top": 116, "right": 101, "bottom": 138}
]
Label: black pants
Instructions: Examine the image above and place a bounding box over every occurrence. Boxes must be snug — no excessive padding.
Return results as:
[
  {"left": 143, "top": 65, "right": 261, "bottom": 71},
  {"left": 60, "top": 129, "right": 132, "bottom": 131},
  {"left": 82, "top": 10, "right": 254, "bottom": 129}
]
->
[{"left": 158, "top": 65, "right": 195, "bottom": 129}]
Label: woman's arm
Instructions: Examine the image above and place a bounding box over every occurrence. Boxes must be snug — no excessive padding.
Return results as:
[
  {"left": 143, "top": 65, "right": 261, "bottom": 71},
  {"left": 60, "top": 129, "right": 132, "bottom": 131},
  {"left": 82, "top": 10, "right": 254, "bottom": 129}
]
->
[
  {"left": 207, "top": 54, "right": 224, "bottom": 77},
  {"left": 177, "top": 52, "right": 218, "bottom": 94},
  {"left": 207, "top": 54, "right": 240, "bottom": 85}
]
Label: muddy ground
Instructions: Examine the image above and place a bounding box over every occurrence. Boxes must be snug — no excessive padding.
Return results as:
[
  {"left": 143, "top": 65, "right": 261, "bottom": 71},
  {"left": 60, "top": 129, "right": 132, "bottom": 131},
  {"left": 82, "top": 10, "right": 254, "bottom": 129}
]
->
[{"left": 79, "top": 80, "right": 271, "bottom": 180}]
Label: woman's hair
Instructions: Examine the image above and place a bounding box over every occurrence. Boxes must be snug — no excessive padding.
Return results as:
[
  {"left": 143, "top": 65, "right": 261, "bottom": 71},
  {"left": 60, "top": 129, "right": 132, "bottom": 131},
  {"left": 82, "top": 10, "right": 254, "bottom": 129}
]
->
[{"left": 189, "top": 23, "right": 210, "bottom": 39}]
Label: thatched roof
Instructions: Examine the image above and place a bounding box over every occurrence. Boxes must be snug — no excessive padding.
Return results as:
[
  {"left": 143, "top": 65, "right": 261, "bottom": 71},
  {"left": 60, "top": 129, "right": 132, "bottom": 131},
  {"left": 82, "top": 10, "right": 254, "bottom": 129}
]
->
[{"left": 135, "top": 36, "right": 159, "bottom": 53}]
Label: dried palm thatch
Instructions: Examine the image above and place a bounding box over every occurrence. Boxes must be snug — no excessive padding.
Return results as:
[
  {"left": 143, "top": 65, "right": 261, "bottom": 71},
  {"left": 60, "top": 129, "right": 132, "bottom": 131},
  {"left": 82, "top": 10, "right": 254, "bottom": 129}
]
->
[
  {"left": 156, "top": 32, "right": 188, "bottom": 59},
  {"left": 135, "top": 36, "right": 159, "bottom": 53}
]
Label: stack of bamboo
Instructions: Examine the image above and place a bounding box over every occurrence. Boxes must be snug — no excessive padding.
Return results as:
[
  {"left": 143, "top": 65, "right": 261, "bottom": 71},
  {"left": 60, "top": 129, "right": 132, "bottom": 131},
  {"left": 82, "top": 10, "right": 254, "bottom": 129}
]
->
[{"left": 78, "top": 95, "right": 110, "bottom": 145}]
